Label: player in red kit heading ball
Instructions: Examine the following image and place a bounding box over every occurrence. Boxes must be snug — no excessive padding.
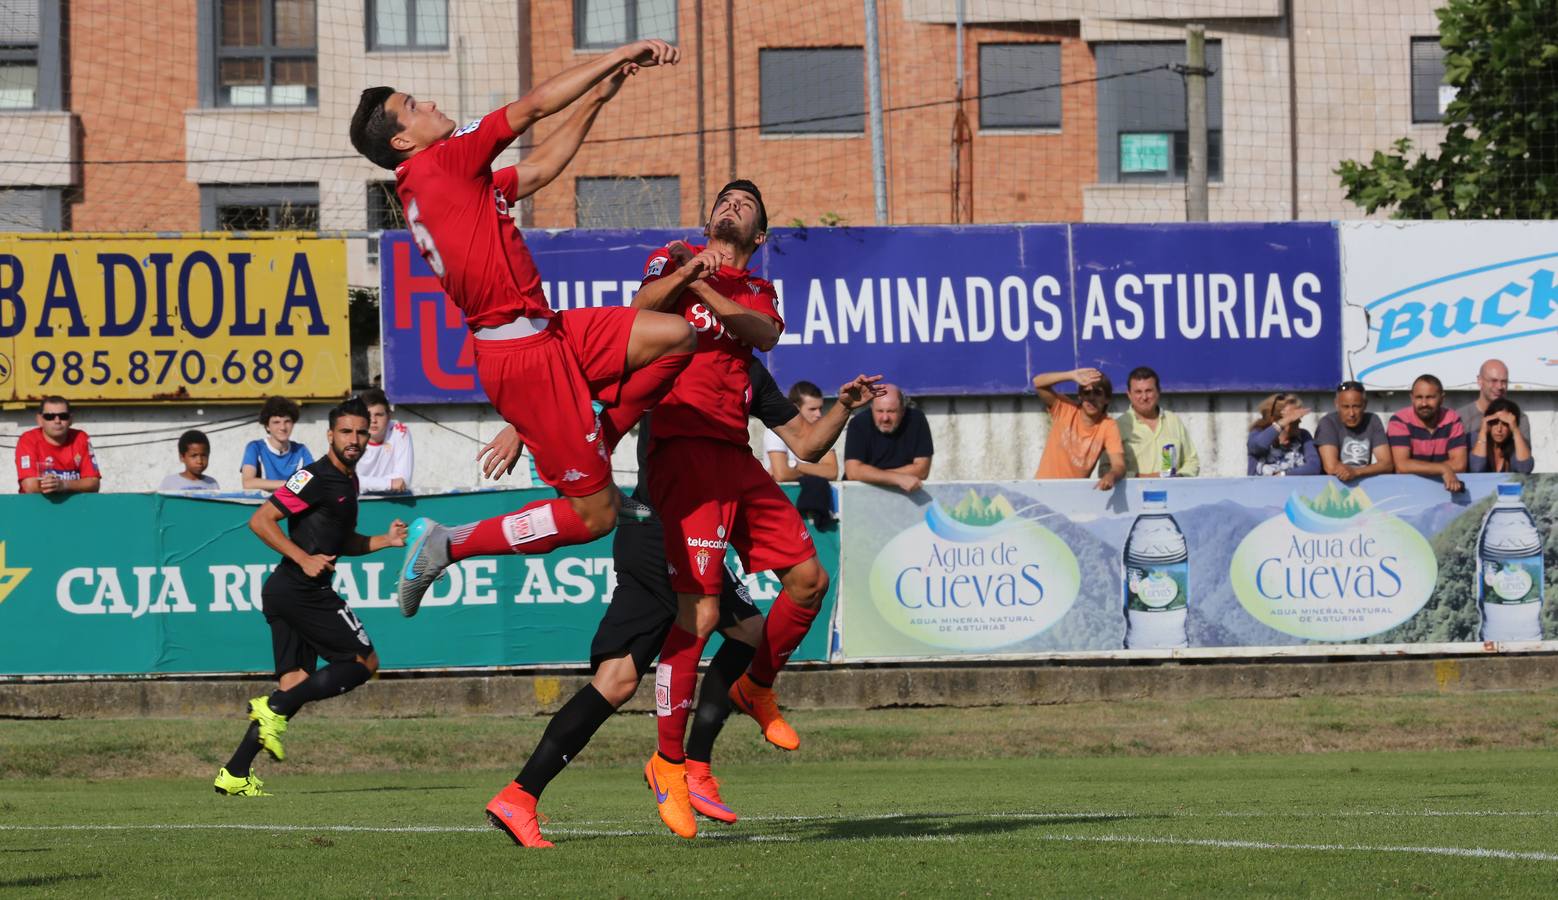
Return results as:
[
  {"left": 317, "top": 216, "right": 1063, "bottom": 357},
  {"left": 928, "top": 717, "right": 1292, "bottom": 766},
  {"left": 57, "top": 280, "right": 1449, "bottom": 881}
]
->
[
  {"left": 633, "top": 181, "right": 837, "bottom": 839},
  {"left": 348, "top": 40, "right": 698, "bottom": 616}
]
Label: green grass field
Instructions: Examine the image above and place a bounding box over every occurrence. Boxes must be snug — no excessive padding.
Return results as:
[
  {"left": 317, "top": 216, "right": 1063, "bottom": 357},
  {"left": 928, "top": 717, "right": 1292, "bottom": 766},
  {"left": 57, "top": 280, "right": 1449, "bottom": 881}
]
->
[{"left": 4, "top": 693, "right": 1558, "bottom": 897}]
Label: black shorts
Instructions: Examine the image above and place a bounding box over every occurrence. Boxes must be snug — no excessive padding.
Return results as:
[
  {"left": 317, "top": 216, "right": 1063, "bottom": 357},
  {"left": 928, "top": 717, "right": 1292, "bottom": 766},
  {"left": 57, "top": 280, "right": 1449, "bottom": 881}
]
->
[
  {"left": 589, "top": 516, "right": 761, "bottom": 675},
  {"left": 261, "top": 577, "right": 375, "bottom": 678}
]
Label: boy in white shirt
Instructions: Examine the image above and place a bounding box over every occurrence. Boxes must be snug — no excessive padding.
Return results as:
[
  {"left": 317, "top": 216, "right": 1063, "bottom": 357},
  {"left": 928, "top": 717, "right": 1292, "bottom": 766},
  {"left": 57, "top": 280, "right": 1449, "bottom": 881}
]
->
[{"left": 357, "top": 389, "right": 414, "bottom": 493}]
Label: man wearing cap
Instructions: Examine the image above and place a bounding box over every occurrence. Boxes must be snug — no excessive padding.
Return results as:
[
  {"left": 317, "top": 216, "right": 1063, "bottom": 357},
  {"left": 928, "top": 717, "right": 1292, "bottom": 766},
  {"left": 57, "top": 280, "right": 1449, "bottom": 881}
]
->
[{"left": 629, "top": 181, "right": 835, "bottom": 840}]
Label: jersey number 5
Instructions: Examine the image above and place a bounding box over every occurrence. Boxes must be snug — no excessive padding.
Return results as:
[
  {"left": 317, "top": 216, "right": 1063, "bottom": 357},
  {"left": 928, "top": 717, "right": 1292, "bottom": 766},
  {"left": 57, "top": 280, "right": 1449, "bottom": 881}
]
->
[{"left": 405, "top": 198, "right": 446, "bottom": 278}]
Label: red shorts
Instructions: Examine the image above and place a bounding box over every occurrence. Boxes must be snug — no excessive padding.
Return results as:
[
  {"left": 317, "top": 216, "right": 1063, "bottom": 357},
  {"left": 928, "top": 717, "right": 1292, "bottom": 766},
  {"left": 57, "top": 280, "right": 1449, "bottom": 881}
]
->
[
  {"left": 648, "top": 437, "right": 816, "bottom": 595},
  {"left": 474, "top": 306, "right": 638, "bottom": 497}
]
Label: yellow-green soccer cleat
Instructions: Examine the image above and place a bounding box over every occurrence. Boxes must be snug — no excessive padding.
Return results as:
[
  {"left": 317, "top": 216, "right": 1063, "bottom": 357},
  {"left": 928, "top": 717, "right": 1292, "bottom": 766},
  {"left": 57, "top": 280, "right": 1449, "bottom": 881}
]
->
[
  {"left": 213, "top": 767, "right": 270, "bottom": 797},
  {"left": 248, "top": 696, "right": 289, "bottom": 761}
]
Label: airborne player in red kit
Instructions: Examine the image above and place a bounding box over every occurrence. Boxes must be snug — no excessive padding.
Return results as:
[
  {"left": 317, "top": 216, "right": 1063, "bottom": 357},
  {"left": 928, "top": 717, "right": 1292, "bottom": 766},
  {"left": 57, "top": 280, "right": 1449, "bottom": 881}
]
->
[{"left": 634, "top": 181, "right": 835, "bottom": 839}]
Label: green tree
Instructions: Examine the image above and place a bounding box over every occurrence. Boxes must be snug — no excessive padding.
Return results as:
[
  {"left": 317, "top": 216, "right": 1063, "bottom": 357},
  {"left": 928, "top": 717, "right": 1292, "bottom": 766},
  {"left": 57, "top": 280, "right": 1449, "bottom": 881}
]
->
[{"left": 1336, "top": 0, "right": 1558, "bottom": 218}]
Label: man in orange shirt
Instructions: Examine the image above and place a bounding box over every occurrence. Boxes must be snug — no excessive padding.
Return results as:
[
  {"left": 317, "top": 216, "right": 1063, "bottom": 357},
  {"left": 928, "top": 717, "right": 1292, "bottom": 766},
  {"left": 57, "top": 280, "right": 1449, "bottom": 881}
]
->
[{"left": 1032, "top": 367, "right": 1125, "bottom": 490}]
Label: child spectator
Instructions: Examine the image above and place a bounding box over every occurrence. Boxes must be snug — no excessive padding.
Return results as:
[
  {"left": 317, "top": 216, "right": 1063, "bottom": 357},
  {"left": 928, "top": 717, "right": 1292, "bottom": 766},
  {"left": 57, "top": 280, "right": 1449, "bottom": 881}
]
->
[
  {"left": 357, "top": 389, "right": 415, "bottom": 493},
  {"left": 159, "top": 430, "right": 220, "bottom": 491},
  {"left": 240, "top": 396, "right": 313, "bottom": 491},
  {"left": 1247, "top": 393, "right": 1321, "bottom": 476}
]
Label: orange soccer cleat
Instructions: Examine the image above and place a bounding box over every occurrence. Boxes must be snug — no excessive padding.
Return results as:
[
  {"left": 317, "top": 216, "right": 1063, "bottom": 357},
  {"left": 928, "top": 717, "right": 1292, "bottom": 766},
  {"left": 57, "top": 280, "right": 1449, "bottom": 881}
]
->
[
  {"left": 644, "top": 754, "right": 697, "bottom": 839},
  {"left": 485, "top": 781, "right": 554, "bottom": 848},
  {"left": 728, "top": 674, "right": 800, "bottom": 751},
  {"left": 685, "top": 760, "right": 737, "bottom": 824}
]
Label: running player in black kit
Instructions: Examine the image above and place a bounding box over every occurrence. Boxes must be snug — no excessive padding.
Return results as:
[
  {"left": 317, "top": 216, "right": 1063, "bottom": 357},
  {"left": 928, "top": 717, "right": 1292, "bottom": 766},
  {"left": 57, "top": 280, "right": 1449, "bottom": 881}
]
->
[
  {"left": 479, "top": 360, "right": 883, "bottom": 846},
  {"left": 214, "top": 397, "right": 408, "bottom": 796}
]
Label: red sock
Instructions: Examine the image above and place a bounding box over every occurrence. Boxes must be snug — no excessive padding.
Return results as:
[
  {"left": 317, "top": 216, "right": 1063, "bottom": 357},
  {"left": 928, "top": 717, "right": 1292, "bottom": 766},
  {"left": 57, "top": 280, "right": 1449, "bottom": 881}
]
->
[
  {"left": 748, "top": 592, "right": 820, "bottom": 685},
  {"left": 447, "top": 498, "right": 593, "bottom": 561},
  {"left": 654, "top": 624, "right": 707, "bottom": 761},
  {"left": 600, "top": 352, "right": 691, "bottom": 449}
]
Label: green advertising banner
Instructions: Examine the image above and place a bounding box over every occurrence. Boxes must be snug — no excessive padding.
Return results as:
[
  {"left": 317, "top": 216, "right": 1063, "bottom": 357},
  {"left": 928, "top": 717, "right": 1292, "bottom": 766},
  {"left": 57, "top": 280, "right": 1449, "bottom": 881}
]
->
[
  {"left": 0, "top": 490, "right": 838, "bottom": 676},
  {"left": 839, "top": 475, "right": 1557, "bottom": 661}
]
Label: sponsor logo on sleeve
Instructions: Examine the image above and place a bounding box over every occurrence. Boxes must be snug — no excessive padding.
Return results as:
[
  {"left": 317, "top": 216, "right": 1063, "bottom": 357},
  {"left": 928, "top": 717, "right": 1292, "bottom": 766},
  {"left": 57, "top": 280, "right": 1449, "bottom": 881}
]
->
[
  {"left": 19, "top": 455, "right": 29, "bottom": 469},
  {"left": 284, "top": 470, "right": 314, "bottom": 493},
  {"left": 452, "top": 118, "right": 482, "bottom": 137},
  {"left": 646, "top": 256, "right": 668, "bottom": 277}
]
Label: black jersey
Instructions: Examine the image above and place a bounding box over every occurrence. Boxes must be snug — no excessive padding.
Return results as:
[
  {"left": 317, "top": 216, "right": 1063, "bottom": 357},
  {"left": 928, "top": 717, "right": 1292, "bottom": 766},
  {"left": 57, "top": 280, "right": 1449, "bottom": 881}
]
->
[{"left": 267, "top": 456, "right": 360, "bottom": 588}]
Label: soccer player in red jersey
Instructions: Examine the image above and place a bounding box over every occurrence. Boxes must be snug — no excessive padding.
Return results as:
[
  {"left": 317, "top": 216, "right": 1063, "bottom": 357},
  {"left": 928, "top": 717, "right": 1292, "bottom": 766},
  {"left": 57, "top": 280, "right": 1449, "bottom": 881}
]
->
[
  {"left": 348, "top": 40, "right": 698, "bottom": 615},
  {"left": 15, "top": 397, "right": 101, "bottom": 494},
  {"left": 633, "top": 181, "right": 835, "bottom": 839}
]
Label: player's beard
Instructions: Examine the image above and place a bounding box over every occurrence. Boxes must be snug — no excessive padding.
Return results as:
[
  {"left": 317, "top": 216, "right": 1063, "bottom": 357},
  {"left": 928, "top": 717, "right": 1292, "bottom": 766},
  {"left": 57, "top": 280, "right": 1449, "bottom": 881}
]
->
[{"left": 710, "top": 218, "right": 755, "bottom": 250}]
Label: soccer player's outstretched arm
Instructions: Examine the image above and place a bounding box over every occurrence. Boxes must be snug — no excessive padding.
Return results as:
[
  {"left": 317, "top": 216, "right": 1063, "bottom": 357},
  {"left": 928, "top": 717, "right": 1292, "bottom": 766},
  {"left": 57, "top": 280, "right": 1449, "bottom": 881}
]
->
[
  {"left": 501, "top": 63, "right": 637, "bottom": 200},
  {"left": 505, "top": 39, "right": 677, "bottom": 135},
  {"left": 341, "top": 519, "right": 410, "bottom": 557},
  {"left": 774, "top": 375, "right": 886, "bottom": 463}
]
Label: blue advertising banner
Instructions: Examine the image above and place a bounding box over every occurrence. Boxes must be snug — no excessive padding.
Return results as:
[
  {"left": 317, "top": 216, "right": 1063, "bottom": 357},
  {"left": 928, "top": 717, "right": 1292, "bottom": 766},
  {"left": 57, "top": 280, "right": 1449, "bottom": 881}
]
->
[
  {"left": 1069, "top": 223, "right": 1342, "bottom": 391},
  {"left": 381, "top": 223, "right": 1344, "bottom": 401},
  {"left": 839, "top": 475, "right": 1556, "bottom": 661}
]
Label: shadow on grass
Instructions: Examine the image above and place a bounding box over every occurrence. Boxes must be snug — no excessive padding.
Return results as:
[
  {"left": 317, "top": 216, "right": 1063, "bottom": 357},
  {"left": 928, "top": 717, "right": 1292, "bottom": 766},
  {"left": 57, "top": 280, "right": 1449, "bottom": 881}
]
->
[
  {"left": 294, "top": 785, "right": 468, "bottom": 796},
  {"left": 0, "top": 873, "right": 102, "bottom": 889},
  {"left": 792, "top": 812, "right": 1156, "bottom": 843},
  {"left": 0, "top": 848, "right": 52, "bottom": 854}
]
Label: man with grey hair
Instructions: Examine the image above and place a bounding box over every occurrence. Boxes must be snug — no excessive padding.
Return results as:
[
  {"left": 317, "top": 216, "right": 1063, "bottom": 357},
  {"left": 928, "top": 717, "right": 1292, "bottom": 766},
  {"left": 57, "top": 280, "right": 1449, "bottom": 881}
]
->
[
  {"left": 843, "top": 384, "right": 933, "bottom": 493},
  {"left": 1455, "top": 359, "right": 1532, "bottom": 444}
]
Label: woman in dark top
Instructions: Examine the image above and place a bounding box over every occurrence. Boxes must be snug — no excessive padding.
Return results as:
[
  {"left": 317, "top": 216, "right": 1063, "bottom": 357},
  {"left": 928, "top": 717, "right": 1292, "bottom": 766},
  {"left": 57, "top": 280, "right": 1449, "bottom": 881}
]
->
[
  {"left": 1247, "top": 392, "right": 1321, "bottom": 476},
  {"left": 1469, "top": 397, "right": 1534, "bottom": 473}
]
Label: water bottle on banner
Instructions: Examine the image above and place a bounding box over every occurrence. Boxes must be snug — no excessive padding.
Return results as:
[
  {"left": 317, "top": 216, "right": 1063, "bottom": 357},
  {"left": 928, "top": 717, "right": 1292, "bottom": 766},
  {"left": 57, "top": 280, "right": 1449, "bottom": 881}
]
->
[
  {"left": 1123, "top": 489, "right": 1189, "bottom": 649},
  {"left": 1477, "top": 482, "right": 1546, "bottom": 642}
]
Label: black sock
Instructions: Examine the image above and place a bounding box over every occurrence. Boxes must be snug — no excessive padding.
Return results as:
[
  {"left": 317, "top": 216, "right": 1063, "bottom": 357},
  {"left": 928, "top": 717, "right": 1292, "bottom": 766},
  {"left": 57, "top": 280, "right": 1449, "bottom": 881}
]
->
[
  {"left": 224, "top": 722, "right": 262, "bottom": 776},
  {"left": 514, "top": 685, "right": 616, "bottom": 799},
  {"left": 268, "top": 661, "right": 372, "bottom": 717},
  {"left": 686, "top": 639, "right": 756, "bottom": 764}
]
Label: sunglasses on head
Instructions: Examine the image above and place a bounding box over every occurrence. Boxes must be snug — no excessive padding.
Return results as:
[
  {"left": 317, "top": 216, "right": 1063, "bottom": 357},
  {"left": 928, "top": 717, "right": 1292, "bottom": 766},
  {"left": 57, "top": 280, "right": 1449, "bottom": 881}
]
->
[
  {"left": 41, "top": 411, "right": 70, "bottom": 421},
  {"left": 1337, "top": 380, "right": 1365, "bottom": 392}
]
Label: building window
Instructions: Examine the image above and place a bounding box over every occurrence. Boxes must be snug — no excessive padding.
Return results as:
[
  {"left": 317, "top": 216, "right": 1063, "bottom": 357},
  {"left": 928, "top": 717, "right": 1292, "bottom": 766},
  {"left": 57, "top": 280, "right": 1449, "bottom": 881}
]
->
[
  {"left": 1095, "top": 41, "right": 1223, "bottom": 184},
  {"left": 0, "top": 0, "right": 62, "bottom": 110},
  {"left": 367, "top": 181, "right": 405, "bottom": 268},
  {"left": 0, "top": 187, "right": 63, "bottom": 231},
  {"left": 575, "top": 176, "right": 679, "bottom": 228},
  {"left": 369, "top": 0, "right": 448, "bottom": 51},
  {"left": 760, "top": 48, "right": 865, "bottom": 135},
  {"left": 202, "top": 184, "right": 320, "bottom": 230},
  {"left": 978, "top": 43, "right": 1061, "bottom": 130},
  {"left": 211, "top": 0, "right": 318, "bottom": 107},
  {"left": 574, "top": 0, "right": 676, "bottom": 50},
  {"left": 1411, "top": 37, "right": 1451, "bottom": 124}
]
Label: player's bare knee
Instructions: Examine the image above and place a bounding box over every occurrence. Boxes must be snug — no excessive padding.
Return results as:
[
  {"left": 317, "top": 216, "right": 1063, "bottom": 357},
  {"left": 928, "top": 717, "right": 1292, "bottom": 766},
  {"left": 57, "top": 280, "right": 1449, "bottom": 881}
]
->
[
  {"left": 278, "top": 669, "right": 308, "bottom": 691},
  {"left": 572, "top": 490, "right": 620, "bottom": 538},
  {"left": 671, "top": 319, "right": 696, "bottom": 353},
  {"left": 358, "top": 652, "right": 380, "bottom": 675}
]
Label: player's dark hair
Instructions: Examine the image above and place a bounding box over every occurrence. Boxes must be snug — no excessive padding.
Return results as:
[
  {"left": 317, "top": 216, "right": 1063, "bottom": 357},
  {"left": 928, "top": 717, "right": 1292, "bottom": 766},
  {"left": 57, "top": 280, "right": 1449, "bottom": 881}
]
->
[
  {"left": 329, "top": 397, "right": 372, "bottom": 429},
  {"left": 713, "top": 179, "right": 767, "bottom": 233},
  {"left": 788, "top": 380, "right": 822, "bottom": 406},
  {"left": 1413, "top": 373, "right": 1444, "bottom": 393},
  {"left": 259, "top": 395, "right": 301, "bottom": 426},
  {"left": 351, "top": 86, "right": 407, "bottom": 171},
  {"left": 178, "top": 430, "right": 210, "bottom": 455},
  {"left": 38, "top": 395, "right": 69, "bottom": 414},
  {"left": 359, "top": 388, "right": 390, "bottom": 410},
  {"left": 1126, "top": 366, "right": 1159, "bottom": 390}
]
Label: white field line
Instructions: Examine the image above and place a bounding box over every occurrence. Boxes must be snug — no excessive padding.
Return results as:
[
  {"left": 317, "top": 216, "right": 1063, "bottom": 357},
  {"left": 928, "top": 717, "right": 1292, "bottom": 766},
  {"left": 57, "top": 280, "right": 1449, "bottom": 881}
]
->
[{"left": 4, "top": 813, "right": 1558, "bottom": 862}]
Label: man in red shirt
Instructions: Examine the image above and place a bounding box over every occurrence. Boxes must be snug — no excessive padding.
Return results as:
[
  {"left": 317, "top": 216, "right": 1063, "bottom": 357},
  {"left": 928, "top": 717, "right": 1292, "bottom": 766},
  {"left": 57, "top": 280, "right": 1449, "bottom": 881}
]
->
[
  {"left": 348, "top": 40, "right": 697, "bottom": 615},
  {"left": 633, "top": 181, "right": 833, "bottom": 840},
  {"left": 16, "top": 396, "right": 101, "bottom": 494}
]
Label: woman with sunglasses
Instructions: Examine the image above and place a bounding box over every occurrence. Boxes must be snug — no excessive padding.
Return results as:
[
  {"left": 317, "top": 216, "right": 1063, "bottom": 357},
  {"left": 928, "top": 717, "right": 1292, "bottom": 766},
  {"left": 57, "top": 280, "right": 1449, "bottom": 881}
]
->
[
  {"left": 1247, "top": 392, "right": 1321, "bottom": 477},
  {"left": 1469, "top": 397, "right": 1534, "bottom": 474}
]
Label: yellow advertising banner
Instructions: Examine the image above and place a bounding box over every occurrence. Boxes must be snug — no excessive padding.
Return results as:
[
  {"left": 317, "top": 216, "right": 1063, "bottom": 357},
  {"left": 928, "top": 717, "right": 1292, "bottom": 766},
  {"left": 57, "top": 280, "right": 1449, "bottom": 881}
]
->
[{"left": 0, "top": 233, "right": 349, "bottom": 403}]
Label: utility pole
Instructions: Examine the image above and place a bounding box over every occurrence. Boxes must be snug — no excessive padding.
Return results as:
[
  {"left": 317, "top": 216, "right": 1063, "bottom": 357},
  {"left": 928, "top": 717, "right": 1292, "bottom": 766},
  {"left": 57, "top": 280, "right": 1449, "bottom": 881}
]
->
[{"left": 1185, "top": 24, "right": 1210, "bottom": 221}]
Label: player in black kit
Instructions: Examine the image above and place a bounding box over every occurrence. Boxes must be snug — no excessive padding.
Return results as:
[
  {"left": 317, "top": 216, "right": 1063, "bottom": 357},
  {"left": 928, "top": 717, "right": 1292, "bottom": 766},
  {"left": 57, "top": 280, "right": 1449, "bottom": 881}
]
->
[
  {"left": 480, "top": 361, "right": 883, "bottom": 847},
  {"left": 214, "top": 397, "right": 408, "bottom": 797}
]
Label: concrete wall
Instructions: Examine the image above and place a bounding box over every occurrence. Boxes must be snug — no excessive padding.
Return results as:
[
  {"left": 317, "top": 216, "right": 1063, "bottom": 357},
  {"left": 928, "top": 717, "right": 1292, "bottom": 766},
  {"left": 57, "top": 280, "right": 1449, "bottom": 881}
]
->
[{"left": 5, "top": 388, "right": 1553, "bottom": 494}]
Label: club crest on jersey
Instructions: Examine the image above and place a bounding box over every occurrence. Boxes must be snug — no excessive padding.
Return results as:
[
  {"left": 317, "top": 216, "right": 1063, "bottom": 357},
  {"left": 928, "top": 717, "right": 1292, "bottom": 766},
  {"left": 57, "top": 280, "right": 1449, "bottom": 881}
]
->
[
  {"left": 695, "top": 548, "right": 711, "bottom": 575},
  {"left": 284, "top": 470, "right": 314, "bottom": 493}
]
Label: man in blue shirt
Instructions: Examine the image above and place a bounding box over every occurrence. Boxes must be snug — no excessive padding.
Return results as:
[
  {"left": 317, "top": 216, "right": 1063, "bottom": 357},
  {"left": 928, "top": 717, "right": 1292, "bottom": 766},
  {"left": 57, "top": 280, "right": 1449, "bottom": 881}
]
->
[{"left": 241, "top": 396, "right": 314, "bottom": 491}]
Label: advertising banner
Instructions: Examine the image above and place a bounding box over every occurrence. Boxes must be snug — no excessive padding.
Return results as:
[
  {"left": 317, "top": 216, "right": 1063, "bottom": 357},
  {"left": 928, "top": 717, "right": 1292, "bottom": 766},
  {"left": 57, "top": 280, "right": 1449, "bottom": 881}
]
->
[
  {"left": 0, "top": 234, "right": 350, "bottom": 402},
  {"left": 381, "top": 223, "right": 1343, "bottom": 400},
  {"left": 838, "top": 474, "right": 1556, "bottom": 661},
  {"left": 1341, "top": 221, "right": 1558, "bottom": 390},
  {"left": 0, "top": 488, "right": 837, "bottom": 676}
]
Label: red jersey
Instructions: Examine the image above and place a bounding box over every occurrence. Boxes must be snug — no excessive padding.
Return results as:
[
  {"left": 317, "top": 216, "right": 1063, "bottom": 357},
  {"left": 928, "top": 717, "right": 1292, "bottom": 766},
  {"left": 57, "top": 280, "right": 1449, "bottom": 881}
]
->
[
  {"left": 394, "top": 108, "right": 551, "bottom": 329},
  {"left": 15, "top": 427, "right": 100, "bottom": 487},
  {"left": 642, "top": 244, "right": 784, "bottom": 447}
]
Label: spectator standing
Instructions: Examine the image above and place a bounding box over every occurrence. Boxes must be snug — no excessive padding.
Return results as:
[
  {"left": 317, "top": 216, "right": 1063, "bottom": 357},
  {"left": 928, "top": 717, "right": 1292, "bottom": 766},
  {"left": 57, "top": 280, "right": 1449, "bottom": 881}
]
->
[
  {"left": 241, "top": 396, "right": 313, "bottom": 491},
  {"left": 1315, "top": 381, "right": 1393, "bottom": 482},
  {"left": 844, "top": 384, "right": 933, "bottom": 493},
  {"left": 1032, "top": 367, "right": 1125, "bottom": 490},
  {"left": 15, "top": 396, "right": 101, "bottom": 495},
  {"left": 357, "top": 389, "right": 415, "bottom": 494},
  {"left": 1387, "top": 374, "right": 1468, "bottom": 493},
  {"left": 1469, "top": 397, "right": 1533, "bottom": 474},
  {"left": 1113, "top": 366, "right": 1199, "bottom": 477},
  {"left": 1455, "top": 358, "right": 1532, "bottom": 444},
  {"left": 159, "top": 430, "right": 220, "bottom": 491},
  {"left": 1247, "top": 393, "right": 1321, "bottom": 477}
]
